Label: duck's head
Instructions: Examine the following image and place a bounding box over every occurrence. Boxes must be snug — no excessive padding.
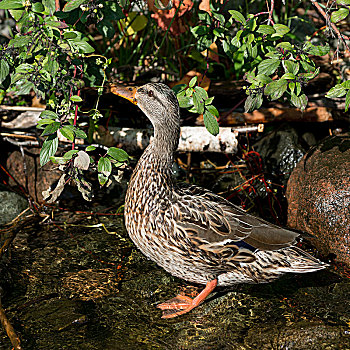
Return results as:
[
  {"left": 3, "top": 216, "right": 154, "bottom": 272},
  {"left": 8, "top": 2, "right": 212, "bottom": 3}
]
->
[{"left": 111, "top": 83, "right": 180, "bottom": 130}]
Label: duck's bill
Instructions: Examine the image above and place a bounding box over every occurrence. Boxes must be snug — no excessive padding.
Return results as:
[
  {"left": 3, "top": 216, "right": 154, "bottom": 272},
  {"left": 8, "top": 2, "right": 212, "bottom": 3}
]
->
[{"left": 111, "top": 85, "right": 138, "bottom": 105}]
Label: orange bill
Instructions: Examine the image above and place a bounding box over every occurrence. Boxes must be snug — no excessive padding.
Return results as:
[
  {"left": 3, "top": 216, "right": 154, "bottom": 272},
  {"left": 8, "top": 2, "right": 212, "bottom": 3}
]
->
[{"left": 111, "top": 85, "right": 138, "bottom": 105}]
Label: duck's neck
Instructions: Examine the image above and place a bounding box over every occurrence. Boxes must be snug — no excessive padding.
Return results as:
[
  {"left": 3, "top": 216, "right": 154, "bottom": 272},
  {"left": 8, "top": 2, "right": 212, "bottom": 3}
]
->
[
  {"left": 140, "top": 122, "right": 180, "bottom": 169},
  {"left": 153, "top": 123, "right": 180, "bottom": 154}
]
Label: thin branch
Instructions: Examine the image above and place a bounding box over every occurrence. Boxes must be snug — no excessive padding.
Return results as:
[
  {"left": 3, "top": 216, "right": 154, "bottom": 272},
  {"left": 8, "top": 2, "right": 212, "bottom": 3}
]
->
[
  {"left": 310, "top": 0, "right": 350, "bottom": 51},
  {"left": 0, "top": 299, "right": 22, "bottom": 350},
  {"left": 267, "top": 0, "right": 275, "bottom": 25}
]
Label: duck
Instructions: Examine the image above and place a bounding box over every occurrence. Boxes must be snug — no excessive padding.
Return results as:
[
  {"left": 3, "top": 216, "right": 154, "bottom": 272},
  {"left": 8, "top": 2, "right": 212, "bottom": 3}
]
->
[{"left": 111, "top": 82, "right": 327, "bottom": 319}]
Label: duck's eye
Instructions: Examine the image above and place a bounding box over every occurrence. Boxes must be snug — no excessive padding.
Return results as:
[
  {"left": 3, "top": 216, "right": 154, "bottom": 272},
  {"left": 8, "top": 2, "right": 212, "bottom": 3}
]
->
[{"left": 148, "top": 90, "right": 154, "bottom": 97}]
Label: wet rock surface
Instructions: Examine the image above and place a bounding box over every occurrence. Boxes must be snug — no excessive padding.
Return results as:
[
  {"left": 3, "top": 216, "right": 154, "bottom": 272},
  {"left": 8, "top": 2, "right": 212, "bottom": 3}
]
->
[
  {"left": 287, "top": 134, "right": 350, "bottom": 267},
  {"left": 0, "top": 211, "right": 350, "bottom": 350},
  {"left": 253, "top": 124, "right": 309, "bottom": 186},
  {"left": 0, "top": 188, "right": 28, "bottom": 225},
  {"left": 6, "top": 148, "right": 62, "bottom": 203}
]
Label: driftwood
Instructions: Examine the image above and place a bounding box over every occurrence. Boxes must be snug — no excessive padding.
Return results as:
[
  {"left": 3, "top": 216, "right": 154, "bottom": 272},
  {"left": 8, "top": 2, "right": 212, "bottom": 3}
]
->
[
  {"left": 106, "top": 125, "right": 262, "bottom": 154},
  {"left": 0, "top": 105, "right": 255, "bottom": 154},
  {"left": 0, "top": 105, "right": 43, "bottom": 129}
]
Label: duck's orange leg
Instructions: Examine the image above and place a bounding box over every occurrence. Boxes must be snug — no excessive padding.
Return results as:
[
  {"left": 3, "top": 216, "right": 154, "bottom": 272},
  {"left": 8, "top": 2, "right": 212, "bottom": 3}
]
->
[{"left": 157, "top": 279, "right": 218, "bottom": 319}]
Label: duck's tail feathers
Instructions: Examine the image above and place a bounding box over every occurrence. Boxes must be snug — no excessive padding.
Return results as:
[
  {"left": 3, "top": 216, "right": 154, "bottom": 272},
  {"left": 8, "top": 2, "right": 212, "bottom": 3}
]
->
[{"left": 280, "top": 246, "right": 329, "bottom": 273}]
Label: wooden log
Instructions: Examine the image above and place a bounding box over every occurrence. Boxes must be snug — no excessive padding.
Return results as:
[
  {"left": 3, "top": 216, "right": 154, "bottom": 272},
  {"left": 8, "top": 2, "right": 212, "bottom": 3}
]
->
[{"left": 108, "top": 126, "right": 262, "bottom": 154}]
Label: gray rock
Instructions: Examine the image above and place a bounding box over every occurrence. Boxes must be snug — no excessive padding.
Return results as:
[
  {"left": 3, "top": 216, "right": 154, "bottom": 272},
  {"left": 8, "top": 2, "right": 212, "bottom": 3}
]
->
[{"left": 0, "top": 190, "right": 28, "bottom": 225}]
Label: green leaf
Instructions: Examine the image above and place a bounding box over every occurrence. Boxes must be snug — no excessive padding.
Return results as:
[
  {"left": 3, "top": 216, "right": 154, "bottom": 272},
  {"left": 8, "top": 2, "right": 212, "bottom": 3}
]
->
[
  {"left": 244, "top": 94, "right": 263, "bottom": 112},
  {"left": 290, "top": 93, "right": 308, "bottom": 111},
  {"left": 63, "top": 149, "right": 79, "bottom": 159},
  {"left": 96, "top": 20, "right": 115, "bottom": 39},
  {"left": 107, "top": 147, "right": 129, "bottom": 162},
  {"left": 0, "top": 0, "right": 24, "bottom": 10},
  {"left": 43, "top": 0, "right": 56, "bottom": 14},
  {"left": 17, "top": 81, "right": 35, "bottom": 95},
  {"left": 276, "top": 42, "right": 293, "bottom": 51},
  {"left": 289, "top": 82, "right": 295, "bottom": 93},
  {"left": 244, "top": 69, "right": 256, "bottom": 83},
  {"left": 213, "top": 12, "right": 225, "bottom": 25},
  {"left": 74, "top": 128, "right": 87, "bottom": 139},
  {"left": 281, "top": 72, "right": 295, "bottom": 80},
  {"left": 40, "top": 135, "right": 58, "bottom": 166},
  {"left": 336, "top": 0, "right": 350, "bottom": 4},
  {"left": 229, "top": 10, "right": 245, "bottom": 25},
  {"left": 178, "top": 96, "right": 192, "bottom": 108},
  {"left": 45, "top": 20, "right": 68, "bottom": 28},
  {"left": 49, "top": 156, "right": 68, "bottom": 165},
  {"left": 257, "top": 58, "right": 280, "bottom": 76},
  {"left": 8, "top": 35, "right": 31, "bottom": 48},
  {"left": 0, "top": 60, "right": 10, "bottom": 85},
  {"left": 296, "top": 82, "right": 301, "bottom": 96},
  {"left": 284, "top": 60, "right": 299, "bottom": 75},
  {"left": 60, "top": 126, "right": 75, "bottom": 141},
  {"left": 203, "top": 110, "right": 219, "bottom": 136},
  {"left": 9, "top": 9, "right": 24, "bottom": 20},
  {"left": 40, "top": 110, "right": 58, "bottom": 119},
  {"left": 86, "top": 145, "right": 96, "bottom": 152},
  {"left": 68, "top": 39, "right": 95, "bottom": 53},
  {"left": 205, "top": 96, "right": 214, "bottom": 105},
  {"left": 264, "top": 79, "right": 288, "bottom": 100},
  {"left": 257, "top": 25, "right": 275, "bottom": 35},
  {"left": 191, "top": 25, "right": 210, "bottom": 37},
  {"left": 173, "top": 84, "right": 186, "bottom": 95},
  {"left": 255, "top": 74, "right": 272, "bottom": 84},
  {"left": 189, "top": 76, "right": 197, "bottom": 88},
  {"left": 198, "top": 11, "right": 211, "bottom": 24},
  {"left": 206, "top": 104, "right": 219, "bottom": 117},
  {"left": 331, "top": 8, "right": 349, "bottom": 23},
  {"left": 64, "top": 31, "right": 78, "bottom": 39},
  {"left": 98, "top": 173, "right": 108, "bottom": 186},
  {"left": 300, "top": 67, "right": 320, "bottom": 80},
  {"left": 63, "top": 0, "right": 87, "bottom": 12},
  {"left": 102, "top": 1, "right": 125, "bottom": 21},
  {"left": 345, "top": 90, "right": 350, "bottom": 112},
  {"left": 32, "top": 2, "right": 44, "bottom": 12},
  {"left": 272, "top": 24, "right": 290, "bottom": 37},
  {"left": 37, "top": 119, "right": 56, "bottom": 128},
  {"left": 193, "top": 92, "right": 204, "bottom": 114},
  {"left": 42, "top": 122, "right": 60, "bottom": 136},
  {"left": 213, "top": 28, "right": 224, "bottom": 38},
  {"left": 307, "top": 44, "right": 330, "bottom": 56},
  {"left": 342, "top": 80, "right": 350, "bottom": 89},
  {"left": 70, "top": 95, "right": 82, "bottom": 102},
  {"left": 194, "top": 86, "right": 208, "bottom": 101},
  {"left": 325, "top": 84, "right": 347, "bottom": 98},
  {"left": 98, "top": 157, "right": 112, "bottom": 176}
]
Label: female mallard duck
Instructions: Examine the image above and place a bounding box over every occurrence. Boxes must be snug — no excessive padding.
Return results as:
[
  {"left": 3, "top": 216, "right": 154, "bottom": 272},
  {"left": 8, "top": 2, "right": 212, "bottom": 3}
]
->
[{"left": 111, "top": 83, "right": 327, "bottom": 319}]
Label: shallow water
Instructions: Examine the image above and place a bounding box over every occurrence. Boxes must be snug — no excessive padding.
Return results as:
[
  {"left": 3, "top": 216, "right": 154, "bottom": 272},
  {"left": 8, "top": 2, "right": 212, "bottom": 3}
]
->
[{"left": 1, "top": 212, "right": 349, "bottom": 350}]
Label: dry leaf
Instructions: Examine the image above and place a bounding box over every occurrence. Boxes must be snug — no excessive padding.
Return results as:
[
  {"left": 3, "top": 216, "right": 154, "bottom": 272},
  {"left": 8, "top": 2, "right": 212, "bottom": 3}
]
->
[
  {"left": 169, "top": 70, "right": 211, "bottom": 91},
  {"left": 201, "top": 42, "right": 219, "bottom": 63},
  {"left": 148, "top": 0, "right": 193, "bottom": 35}
]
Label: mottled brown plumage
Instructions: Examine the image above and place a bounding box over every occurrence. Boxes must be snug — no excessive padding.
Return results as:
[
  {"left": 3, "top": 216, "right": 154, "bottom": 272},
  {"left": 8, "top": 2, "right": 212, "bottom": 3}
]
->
[{"left": 112, "top": 83, "right": 327, "bottom": 318}]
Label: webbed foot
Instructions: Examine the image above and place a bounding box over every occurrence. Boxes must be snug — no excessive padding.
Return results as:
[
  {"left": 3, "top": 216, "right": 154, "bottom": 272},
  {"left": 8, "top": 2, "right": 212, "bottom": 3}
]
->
[{"left": 156, "top": 279, "right": 218, "bottom": 319}]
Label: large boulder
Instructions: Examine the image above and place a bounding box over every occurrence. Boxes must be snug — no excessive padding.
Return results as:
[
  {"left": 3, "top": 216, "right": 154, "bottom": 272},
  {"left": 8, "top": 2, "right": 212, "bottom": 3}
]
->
[{"left": 286, "top": 135, "right": 350, "bottom": 266}]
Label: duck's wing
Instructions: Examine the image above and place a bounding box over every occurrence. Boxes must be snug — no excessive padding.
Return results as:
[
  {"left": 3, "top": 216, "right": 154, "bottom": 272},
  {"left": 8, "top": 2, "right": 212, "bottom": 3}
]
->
[{"left": 170, "top": 183, "right": 298, "bottom": 263}]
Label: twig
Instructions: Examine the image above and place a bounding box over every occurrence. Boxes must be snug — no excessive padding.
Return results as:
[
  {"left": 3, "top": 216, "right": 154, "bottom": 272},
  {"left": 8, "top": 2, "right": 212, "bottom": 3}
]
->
[
  {"left": 0, "top": 105, "right": 44, "bottom": 112},
  {"left": 266, "top": 0, "right": 275, "bottom": 25},
  {"left": 0, "top": 133, "right": 37, "bottom": 141},
  {"left": 0, "top": 298, "right": 22, "bottom": 350},
  {"left": 310, "top": 0, "right": 350, "bottom": 51}
]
